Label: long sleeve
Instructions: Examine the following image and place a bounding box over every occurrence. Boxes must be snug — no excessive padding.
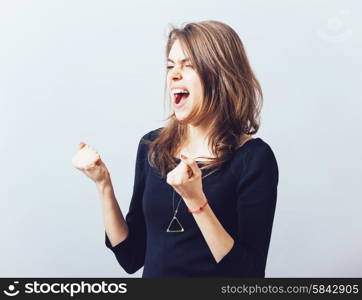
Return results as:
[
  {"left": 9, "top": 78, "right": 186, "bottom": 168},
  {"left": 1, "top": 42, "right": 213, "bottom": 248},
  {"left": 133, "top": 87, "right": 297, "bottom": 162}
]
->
[
  {"left": 215, "top": 143, "right": 279, "bottom": 277},
  {"left": 105, "top": 134, "right": 148, "bottom": 274}
]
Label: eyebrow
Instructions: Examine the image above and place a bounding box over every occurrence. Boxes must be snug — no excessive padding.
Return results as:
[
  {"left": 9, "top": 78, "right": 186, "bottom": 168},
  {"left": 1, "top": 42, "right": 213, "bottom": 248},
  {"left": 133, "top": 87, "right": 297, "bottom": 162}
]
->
[{"left": 167, "top": 58, "right": 191, "bottom": 63}]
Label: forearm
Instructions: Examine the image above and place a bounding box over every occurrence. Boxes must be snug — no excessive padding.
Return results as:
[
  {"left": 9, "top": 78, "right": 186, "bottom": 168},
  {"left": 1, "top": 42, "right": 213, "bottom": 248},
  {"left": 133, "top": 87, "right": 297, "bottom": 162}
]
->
[
  {"left": 97, "top": 179, "right": 129, "bottom": 247},
  {"left": 184, "top": 195, "right": 235, "bottom": 264}
]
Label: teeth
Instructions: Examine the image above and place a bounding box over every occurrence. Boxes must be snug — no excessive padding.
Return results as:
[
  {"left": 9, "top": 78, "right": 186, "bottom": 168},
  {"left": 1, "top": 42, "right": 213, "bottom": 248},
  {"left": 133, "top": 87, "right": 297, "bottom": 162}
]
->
[{"left": 172, "top": 88, "right": 189, "bottom": 94}]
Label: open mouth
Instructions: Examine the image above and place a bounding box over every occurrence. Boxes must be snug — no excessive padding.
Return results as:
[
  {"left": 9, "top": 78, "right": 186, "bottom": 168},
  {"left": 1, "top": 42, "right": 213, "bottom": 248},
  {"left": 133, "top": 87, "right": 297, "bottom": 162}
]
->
[
  {"left": 174, "top": 92, "right": 189, "bottom": 104},
  {"left": 172, "top": 89, "right": 190, "bottom": 105}
]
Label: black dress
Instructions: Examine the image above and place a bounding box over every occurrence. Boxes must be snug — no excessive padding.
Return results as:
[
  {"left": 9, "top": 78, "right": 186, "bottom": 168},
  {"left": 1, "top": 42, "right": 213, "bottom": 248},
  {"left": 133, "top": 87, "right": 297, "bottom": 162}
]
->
[{"left": 105, "top": 127, "right": 279, "bottom": 277}]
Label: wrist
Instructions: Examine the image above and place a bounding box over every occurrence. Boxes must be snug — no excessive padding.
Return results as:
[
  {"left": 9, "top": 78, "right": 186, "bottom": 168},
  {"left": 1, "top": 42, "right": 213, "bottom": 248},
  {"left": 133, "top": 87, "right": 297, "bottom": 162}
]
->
[
  {"left": 96, "top": 176, "right": 112, "bottom": 194},
  {"left": 184, "top": 194, "right": 208, "bottom": 212}
]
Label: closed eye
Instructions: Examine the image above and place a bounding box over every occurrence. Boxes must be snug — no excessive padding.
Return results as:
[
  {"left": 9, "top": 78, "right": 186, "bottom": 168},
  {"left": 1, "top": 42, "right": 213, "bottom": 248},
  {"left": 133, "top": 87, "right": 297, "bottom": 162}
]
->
[{"left": 166, "top": 65, "right": 193, "bottom": 70}]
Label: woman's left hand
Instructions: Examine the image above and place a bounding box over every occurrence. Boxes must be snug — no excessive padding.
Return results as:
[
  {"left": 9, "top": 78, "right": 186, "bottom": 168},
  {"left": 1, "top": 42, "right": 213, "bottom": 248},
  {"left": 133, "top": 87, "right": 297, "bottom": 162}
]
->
[{"left": 166, "top": 154, "right": 206, "bottom": 206}]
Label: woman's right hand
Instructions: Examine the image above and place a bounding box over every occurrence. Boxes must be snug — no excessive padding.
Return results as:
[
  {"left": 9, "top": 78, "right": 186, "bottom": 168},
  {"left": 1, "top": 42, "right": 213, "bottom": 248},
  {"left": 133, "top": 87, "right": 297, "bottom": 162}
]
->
[{"left": 71, "top": 142, "right": 110, "bottom": 185}]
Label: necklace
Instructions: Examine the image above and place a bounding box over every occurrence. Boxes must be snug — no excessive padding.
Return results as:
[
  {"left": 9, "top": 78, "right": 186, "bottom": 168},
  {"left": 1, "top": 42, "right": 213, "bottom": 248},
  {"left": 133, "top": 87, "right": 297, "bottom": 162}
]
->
[{"left": 166, "top": 189, "right": 184, "bottom": 232}]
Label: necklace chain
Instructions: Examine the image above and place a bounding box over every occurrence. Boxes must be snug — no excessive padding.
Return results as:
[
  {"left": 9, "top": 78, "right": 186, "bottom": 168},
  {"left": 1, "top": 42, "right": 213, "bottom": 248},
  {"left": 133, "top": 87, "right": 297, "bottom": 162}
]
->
[
  {"left": 172, "top": 189, "right": 182, "bottom": 216},
  {"left": 166, "top": 189, "right": 184, "bottom": 232}
]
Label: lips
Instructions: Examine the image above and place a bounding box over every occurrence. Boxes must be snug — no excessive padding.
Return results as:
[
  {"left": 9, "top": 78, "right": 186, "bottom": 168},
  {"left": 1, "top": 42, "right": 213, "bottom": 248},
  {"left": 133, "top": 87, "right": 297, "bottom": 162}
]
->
[{"left": 170, "top": 86, "right": 190, "bottom": 109}]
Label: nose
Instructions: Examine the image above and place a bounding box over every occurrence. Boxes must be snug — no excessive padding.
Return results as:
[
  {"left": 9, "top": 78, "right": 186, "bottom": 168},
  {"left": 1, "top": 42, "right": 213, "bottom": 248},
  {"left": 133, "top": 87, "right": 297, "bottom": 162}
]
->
[{"left": 170, "top": 66, "right": 182, "bottom": 80}]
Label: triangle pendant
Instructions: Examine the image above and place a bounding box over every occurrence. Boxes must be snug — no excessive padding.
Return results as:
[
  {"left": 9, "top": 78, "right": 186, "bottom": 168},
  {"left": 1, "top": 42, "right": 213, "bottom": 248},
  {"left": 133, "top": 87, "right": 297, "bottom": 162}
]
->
[{"left": 166, "top": 216, "right": 184, "bottom": 232}]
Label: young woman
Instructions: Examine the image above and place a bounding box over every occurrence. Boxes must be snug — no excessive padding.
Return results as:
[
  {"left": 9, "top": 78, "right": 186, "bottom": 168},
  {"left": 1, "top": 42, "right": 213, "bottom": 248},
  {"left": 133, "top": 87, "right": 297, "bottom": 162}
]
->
[{"left": 72, "top": 20, "right": 279, "bottom": 278}]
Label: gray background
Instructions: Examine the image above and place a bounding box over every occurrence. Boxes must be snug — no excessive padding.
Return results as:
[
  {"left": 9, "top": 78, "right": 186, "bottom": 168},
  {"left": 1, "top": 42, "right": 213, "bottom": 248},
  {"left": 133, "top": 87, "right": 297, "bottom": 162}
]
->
[{"left": 0, "top": 0, "right": 361, "bottom": 277}]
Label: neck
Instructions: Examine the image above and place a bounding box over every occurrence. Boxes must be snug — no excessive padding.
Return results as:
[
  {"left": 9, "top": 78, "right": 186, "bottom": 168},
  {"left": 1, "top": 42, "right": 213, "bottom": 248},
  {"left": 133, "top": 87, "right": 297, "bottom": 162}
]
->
[{"left": 185, "top": 123, "right": 212, "bottom": 151}]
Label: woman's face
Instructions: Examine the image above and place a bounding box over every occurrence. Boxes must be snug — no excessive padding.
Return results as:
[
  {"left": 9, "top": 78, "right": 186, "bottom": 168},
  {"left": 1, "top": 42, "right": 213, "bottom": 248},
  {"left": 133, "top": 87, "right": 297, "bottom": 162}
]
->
[{"left": 166, "top": 39, "right": 204, "bottom": 121}]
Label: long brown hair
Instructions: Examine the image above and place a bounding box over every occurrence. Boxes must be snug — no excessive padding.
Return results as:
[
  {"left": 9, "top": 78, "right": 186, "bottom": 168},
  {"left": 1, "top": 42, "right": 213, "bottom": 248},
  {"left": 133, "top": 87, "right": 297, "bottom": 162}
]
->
[{"left": 145, "top": 20, "right": 263, "bottom": 179}]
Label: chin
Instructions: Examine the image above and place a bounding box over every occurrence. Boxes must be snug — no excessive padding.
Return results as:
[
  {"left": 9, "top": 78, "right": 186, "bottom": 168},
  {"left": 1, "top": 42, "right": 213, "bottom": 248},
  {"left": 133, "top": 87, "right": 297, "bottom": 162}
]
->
[{"left": 175, "top": 111, "right": 189, "bottom": 122}]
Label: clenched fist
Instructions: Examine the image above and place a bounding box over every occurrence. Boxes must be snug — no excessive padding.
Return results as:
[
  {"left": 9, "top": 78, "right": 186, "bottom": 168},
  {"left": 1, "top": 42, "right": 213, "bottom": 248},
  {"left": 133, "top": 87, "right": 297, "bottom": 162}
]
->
[
  {"left": 166, "top": 154, "right": 206, "bottom": 204},
  {"left": 71, "top": 142, "right": 110, "bottom": 184}
]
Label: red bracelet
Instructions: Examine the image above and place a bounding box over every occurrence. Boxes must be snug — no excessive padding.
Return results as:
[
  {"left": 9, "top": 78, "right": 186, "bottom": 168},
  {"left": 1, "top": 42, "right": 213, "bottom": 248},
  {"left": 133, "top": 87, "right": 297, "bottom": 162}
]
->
[{"left": 188, "top": 198, "right": 209, "bottom": 213}]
